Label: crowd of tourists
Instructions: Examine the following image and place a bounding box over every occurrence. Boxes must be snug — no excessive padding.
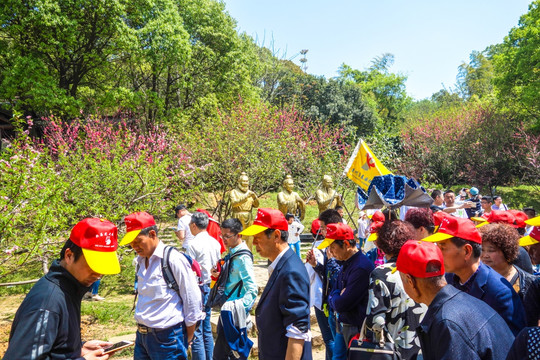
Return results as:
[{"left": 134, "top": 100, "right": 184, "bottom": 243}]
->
[
  {"left": 3, "top": 187, "right": 540, "bottom": 360},
  {"left": 306, "top": 189, "right": 540, "bottom": 360}
]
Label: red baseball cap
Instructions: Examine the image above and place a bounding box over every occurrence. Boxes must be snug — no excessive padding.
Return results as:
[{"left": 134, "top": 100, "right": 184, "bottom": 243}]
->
[
  {"left": 120, "top": 211, "right": 157, "bottom": 245},
  {"left": 433, "top": 211, "right": 449, "bottom": 227},
  {"left": 472, "top": 210, "right": 516, "bottom": 228},
  {"left": 367, "top": 220, "right": 384, "bottom": 242},
  {"left": 239, "top": 208, "right": 288, "bottom": 236},
  {"left": 70, "top": 218, "right": 120, "bottom": 275},
  {"left": 520, "top": 226, "right": 540, "bottom": 246},
  {"left": 509, "top": 210, "right": 528, "bottom": 228},
  {"left": 395, "top": 240, "right": 445, "bottom": 278},
  {"left": 526, "top": 215, "right": 540, "bottom": 227},
  {"left": 317, "top": 223, "right": 354, "bottom": 249},
  {"left": 423, "top": 216, "right": 482, "bottom": 244},
  {"left": 369, "top": 211, "right": 385, "bottom": 222},
  {"left": 366, "top": 211, "right": 385, "bottom": 242},
  {"left": 311, "top": 219, "right": 322, "bottom": 236}
]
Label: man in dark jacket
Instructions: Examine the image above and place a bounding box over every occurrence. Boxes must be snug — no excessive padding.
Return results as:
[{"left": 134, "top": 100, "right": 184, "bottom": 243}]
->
[
  {"left": 240, "top": 208, "right": 312, "bottom": 360},
  {"left": 318, "top": 222, "right": 374, "bottom": 345},
  {"left": 4, "top": 218, "right": 121, "bottom": 360},
  {"left": 423, "top": 215, "right": 526, "bottom": 335},
  {"left": 398, "top": 240, "right": 514, "bottom": 360},
  {"left": 465, "top": 187, "right": 482, "bottom": 218}
]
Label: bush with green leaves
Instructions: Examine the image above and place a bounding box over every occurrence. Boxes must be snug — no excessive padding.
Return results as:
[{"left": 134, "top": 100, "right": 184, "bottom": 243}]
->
[{"left": 0, "top": 115, "right": 198, "bottom": 280}]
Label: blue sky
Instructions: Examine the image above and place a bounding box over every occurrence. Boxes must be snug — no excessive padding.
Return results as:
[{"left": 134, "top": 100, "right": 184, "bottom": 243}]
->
[{"left": 223, "top": 0, "right": 532, "bottom": 100}]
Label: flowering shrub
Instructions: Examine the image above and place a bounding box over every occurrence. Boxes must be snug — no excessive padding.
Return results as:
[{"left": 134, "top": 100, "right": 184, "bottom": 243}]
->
[
  {"left": 506, "top": 123, "right": 540, "bottom": 190},
  {"left": 0, "top": 105, "right": 349, "bottom": 279},
  {"left": 183, "top": 102, "right": 350, "bottom": 216},
  {"left": 0, "top": 115, "right": 199, "bottom": 279},
  {"left": 399, "top": 103, "right": 519, "bottom": 189}
]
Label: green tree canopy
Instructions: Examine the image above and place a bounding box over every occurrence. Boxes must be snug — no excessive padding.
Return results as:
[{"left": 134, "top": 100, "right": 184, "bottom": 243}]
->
[
  {"left": 339, "top": 54, "right": 411, "bottom": 132},
  {"left": 0, "top": 0, "right": 260, "bottom": 121},
  {"left": 493, "top": 0, "right": 540, "bottom": 126},
  {"left": 0, "top": 0, "right": 128, "bottom": 117},
  {"left": 457, "top": 50, "right": 494, "bottom": 100}
]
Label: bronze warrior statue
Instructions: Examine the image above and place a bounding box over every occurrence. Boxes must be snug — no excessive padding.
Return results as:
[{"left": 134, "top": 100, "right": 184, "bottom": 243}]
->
[
  {"left": 277, "top": 175, "right": 306, "bottom": 221},
  {"left": 229, "top": 172, "right": 259, "bottom": 249},
  {"left": 315, "top": 175, "right": 343, "bottom": 214}
]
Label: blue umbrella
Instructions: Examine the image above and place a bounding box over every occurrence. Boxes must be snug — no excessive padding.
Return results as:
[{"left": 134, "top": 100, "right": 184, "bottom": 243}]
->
[{"left": 357, "top": 174, "right": 433, "bottom": 210}]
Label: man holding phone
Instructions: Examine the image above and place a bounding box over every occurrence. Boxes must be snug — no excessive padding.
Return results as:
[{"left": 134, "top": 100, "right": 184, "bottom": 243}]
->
[{"left": 4, "top": 218, "right": 122, "bottom": 360}]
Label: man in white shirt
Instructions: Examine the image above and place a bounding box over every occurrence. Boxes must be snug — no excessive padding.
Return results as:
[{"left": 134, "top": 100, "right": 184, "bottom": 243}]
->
[
  {"left": 286, "top": 213, "right": 305, "bottom": 258},
  {"left": 357, "top": 211, "right": 369, "bottom": 249},
  {"left": 442, "top": 190, "right": 471, "bottom": 218},
  {"left": 121, "top": 211, "right": 204, "bottom": 360},
  {"left": 175, "top": 204, "right": 195, "bottom": 250},
  {"left": 335, "top": 206, "right": 348, "bottom": 224},
  {"left": 186, "top": 212, "right": 221, "bottom": 360},
  {"left": 492, "top": 196, "right": 509, "bottom": 211}
]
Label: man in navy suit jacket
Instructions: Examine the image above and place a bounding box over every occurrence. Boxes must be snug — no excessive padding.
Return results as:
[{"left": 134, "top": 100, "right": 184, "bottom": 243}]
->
[
  {"left": 241, "top": 208, "right": 312, "bottom": 360},
  {"left": 423, "top": 216, "right": 526, "bottom": 335}
]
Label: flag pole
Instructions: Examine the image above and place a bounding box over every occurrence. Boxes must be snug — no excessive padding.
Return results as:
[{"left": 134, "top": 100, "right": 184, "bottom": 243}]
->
[
  {"left": 321, "top": 138, "right": 363, "bottom": 229},
  {"left": 325, "top": 138, "right": 362, "bottom": 209}
]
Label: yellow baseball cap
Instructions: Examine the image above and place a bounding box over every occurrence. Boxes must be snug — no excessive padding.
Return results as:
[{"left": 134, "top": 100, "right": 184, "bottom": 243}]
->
[
  {"left": 525, "top": 216, "right": 540, "bottom": 227},
  {"left": 520, "top": 227, "right": 540, "bottom": 246}
]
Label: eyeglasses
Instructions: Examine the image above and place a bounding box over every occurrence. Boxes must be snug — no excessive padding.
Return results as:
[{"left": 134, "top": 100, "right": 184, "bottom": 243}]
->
[{"left": 221, "top": 233, "right": 237, "bottom": 240}]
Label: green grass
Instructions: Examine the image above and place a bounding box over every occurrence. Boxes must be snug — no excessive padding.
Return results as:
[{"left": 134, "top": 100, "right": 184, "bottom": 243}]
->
[{"left": 81, "top": 300, "right": 136, "bottom": 327}]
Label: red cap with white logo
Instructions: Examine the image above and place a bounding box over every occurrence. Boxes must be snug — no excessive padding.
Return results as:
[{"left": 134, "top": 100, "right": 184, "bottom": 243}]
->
[
  {"left": 317, "top": 223, "right": 355, "bottom": 249},
  {"left": 70, "top": 218, "right": 120, "bottom": 274}
]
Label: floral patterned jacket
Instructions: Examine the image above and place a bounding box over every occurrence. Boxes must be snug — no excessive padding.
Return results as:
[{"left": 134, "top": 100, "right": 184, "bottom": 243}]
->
[{"left": 366, "top": 259, "right": 428, "bottom": 360}]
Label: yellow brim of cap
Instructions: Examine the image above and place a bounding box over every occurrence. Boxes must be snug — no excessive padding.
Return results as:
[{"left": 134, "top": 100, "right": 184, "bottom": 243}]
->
[
  {"left": 471, "top": 217, "right": 487, "bottom": 223},
  {"left": 367, "top": 232, "right": 378, "bottom": 242},
  {"left": 525, "top": 216, "right": 540, "bottom": 226},
  {"left": 317, "top": 238, "right": 335, "bottom": 250},
  {"left": 239, "top": 224, "right": 268, "bottom": 236},
  {"left": 475, "top": 221, "right": 489, "bottom": 228},
  {"left": 519, "top": 235, "right": 539, "bottom": 247},
  {"left": 82, "top": 248, "right": 120, "bottom": 275},
  {"left": 120, "top": 229, "right": 141, "bottom": 246},
  {"left": 422, "top": 232, "right": 453, "bottom": 242}
]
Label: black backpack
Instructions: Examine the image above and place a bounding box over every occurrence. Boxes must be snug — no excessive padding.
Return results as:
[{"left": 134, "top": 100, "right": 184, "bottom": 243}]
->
[
  {"left": 161, "top": 246, "right": 204, "bottom": 294},
  {"left": 207, "top": 249, "right": 253, "bottom": 309}
]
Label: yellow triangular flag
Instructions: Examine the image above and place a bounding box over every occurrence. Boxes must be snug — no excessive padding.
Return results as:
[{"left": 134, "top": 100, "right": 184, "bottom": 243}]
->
[{"left": 343, "top": 139, "right": 392, "bottom": 190}]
